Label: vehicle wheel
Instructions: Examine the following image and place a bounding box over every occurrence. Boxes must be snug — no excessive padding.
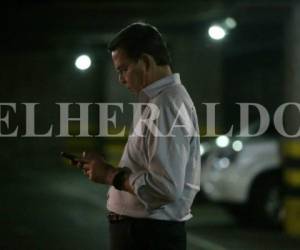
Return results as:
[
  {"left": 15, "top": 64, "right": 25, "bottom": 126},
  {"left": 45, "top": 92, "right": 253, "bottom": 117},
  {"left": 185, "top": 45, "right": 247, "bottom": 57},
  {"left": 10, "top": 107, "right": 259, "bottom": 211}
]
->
[
  {"left": 224, "top": 204, "right": 250, "bottom": 225},
  {"left": 248, "top": 173, "right": 283, "bottom": 228}
]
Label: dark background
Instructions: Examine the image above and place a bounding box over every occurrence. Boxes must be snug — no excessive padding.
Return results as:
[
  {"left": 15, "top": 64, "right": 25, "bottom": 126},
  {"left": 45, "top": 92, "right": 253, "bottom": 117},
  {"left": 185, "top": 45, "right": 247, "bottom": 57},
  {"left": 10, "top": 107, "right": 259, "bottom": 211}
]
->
[
  {"left": 0, "top": 0, "right": 291, "bottom": 138},
  {"left": 0, "top": 0, "right": 298, "bottom": 249}
]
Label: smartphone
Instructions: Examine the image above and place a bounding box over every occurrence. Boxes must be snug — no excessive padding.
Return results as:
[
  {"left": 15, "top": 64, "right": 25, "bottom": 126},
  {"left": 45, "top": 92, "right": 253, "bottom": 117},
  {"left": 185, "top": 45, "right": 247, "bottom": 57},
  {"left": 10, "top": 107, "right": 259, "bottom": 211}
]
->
[
  {"left": 60, "top": 152, "right": 78, "bottom": 161},
  {"left": 61, "top": 151, "right": 89, "bottom": 164}
]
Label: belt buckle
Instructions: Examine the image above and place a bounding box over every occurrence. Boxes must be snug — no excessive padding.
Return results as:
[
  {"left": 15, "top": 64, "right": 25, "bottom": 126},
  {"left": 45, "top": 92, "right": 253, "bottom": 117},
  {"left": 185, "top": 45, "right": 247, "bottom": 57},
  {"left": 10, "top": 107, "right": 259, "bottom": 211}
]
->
[{"left": 108, "top": 212, "right": 126, "bottom": 222}]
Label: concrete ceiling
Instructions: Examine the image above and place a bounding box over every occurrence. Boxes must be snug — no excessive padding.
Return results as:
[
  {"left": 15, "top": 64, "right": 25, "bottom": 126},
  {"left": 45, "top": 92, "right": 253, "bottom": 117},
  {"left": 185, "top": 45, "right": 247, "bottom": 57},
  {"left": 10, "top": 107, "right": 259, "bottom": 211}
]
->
[{"left": 0, "top": 0, "right": 292, "bottom": 51}]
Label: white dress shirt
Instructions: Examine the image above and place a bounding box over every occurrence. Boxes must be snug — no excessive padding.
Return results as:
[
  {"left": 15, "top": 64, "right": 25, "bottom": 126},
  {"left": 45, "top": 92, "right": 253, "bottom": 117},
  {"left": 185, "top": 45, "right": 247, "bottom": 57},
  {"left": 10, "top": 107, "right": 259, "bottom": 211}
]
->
[{"left": 107, "top": 73, "right": 201, "bottom": 221}]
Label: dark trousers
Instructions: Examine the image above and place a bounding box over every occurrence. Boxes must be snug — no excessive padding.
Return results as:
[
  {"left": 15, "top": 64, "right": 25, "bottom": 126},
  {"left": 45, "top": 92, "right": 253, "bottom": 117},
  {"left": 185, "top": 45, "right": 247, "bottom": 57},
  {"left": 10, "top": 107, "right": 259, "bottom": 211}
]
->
[{"left": 109, "top": 217, "right": 186, "bottom": 250}]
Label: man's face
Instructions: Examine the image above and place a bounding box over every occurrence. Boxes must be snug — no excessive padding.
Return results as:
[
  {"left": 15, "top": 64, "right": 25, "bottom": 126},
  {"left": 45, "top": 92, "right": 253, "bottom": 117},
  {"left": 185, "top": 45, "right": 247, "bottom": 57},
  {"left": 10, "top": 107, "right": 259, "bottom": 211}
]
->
[{"left": 111, "top": 48, "right": 145, "bottom": 94}]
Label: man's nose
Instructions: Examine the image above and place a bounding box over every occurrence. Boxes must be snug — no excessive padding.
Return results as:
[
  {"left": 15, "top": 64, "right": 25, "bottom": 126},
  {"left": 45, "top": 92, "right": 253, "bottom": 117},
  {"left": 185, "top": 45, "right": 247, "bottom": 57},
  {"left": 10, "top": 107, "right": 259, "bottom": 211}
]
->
[{"left": 119, "top": 74, "right": 126, "bottom": 85}]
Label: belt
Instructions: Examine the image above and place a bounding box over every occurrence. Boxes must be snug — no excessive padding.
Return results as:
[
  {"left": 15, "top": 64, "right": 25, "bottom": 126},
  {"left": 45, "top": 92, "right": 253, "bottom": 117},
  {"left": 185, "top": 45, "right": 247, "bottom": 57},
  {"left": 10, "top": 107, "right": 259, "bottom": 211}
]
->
[
  {"left": 108, "top": 212, "right": 186, "bottom": 225},
  {"left": 108, "top": 212, "right": 130, "bottom": 222}
]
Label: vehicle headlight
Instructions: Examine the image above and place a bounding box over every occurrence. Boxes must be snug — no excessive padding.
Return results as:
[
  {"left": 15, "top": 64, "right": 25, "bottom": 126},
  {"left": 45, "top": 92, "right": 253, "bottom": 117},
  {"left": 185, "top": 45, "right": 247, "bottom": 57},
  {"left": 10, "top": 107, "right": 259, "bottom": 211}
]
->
[
  {"left": 215, "top": 135, "right": 230, "bottom": 148},
  {"left": 200, "top": 144, "right": 205, "bottom": 156},
  {"left": 232, "top": 140, "right": 243, "bottom": 152}
]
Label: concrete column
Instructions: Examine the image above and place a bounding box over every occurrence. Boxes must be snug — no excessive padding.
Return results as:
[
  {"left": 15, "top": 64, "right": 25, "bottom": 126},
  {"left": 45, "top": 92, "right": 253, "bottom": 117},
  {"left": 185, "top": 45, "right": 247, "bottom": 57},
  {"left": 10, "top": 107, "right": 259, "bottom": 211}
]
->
[{"left": 282, "top": 3, "right": 300, "bottom": 237}]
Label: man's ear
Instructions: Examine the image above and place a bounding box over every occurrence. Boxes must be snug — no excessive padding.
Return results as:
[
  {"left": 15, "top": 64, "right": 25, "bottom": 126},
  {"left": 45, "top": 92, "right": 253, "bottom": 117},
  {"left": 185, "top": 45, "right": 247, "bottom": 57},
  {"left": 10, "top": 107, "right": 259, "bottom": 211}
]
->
[{"left": 141, "top": 54, "right": 154, "bottom": 71}]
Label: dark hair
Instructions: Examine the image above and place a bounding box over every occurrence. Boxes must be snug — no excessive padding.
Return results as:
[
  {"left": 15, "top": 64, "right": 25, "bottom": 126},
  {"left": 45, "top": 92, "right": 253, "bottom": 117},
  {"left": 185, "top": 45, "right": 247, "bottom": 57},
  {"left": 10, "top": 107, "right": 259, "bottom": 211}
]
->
[{"left": 108, "top": 22, "right": 171, "bottom": 66}]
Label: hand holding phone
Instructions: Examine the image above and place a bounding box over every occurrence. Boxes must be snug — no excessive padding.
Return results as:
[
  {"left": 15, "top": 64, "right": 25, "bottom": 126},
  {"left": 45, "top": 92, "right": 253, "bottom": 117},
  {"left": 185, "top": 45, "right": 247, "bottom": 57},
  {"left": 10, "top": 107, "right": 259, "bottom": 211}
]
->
[{"left": 60, "top": 152, "right": 88, "bottom": 168}]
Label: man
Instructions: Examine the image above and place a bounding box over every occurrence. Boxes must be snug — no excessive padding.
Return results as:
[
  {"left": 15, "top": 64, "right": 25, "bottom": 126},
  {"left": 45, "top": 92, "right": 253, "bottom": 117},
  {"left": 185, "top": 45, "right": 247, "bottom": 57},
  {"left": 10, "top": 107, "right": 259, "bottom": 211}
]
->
[{"left": 80, "top": 22, "right": 201, "bottom": 250}]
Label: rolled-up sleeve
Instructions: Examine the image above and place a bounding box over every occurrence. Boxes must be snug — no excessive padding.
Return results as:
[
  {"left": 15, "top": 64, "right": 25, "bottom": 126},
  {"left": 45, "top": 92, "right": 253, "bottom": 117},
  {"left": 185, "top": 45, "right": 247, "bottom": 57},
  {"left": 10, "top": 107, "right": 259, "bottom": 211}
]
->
[{"left": 128, "top": 102, "right": 194, "bottom": 211}]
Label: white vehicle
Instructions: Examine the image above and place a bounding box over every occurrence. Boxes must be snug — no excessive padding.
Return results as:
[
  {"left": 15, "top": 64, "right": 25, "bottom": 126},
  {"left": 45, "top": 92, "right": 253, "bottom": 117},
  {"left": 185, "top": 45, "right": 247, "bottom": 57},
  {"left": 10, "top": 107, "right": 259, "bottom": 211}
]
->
[{"left": 201, "top": 128, "right": 283, "bottom": 227}]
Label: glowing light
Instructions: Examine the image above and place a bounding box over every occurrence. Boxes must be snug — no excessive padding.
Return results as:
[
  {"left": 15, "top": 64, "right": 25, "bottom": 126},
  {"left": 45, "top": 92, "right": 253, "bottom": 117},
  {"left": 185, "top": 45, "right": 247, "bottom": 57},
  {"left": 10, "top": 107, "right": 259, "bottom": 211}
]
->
[
  {"left": 216, "top": 135, "right": 230, "bottom": 148},
  {"left": 208, "top": 25, "right": 226, "bottom": 40},
  {"left": 75, "top": 55, "right": 91, "bottom": 70},
  {"left": 218, "top": 157, "right": 230, "bottom": 169},
  {"left": 232, "top": 140, "right": 243, "bottom": 152},
  {"left": 225, "top": 17, "right": 237, "bottom": 29},
  {"left": 200, "top": 144, "right": 205, "bottom": 156}
]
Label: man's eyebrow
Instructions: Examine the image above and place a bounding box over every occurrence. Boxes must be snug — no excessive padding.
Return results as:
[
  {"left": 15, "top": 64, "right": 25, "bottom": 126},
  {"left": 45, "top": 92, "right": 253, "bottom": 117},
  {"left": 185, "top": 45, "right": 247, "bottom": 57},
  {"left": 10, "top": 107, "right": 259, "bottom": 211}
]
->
[{"left": 116, "top": 64, "right": 126, "bottom": 71}]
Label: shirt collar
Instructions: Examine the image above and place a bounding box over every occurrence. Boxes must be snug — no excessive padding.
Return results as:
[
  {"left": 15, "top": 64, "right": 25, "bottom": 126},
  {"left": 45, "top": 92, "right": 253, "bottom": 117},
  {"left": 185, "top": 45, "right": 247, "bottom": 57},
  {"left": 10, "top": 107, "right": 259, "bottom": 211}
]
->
[{"left": 139, "top": 73, "right": 181, "bottom": 102}]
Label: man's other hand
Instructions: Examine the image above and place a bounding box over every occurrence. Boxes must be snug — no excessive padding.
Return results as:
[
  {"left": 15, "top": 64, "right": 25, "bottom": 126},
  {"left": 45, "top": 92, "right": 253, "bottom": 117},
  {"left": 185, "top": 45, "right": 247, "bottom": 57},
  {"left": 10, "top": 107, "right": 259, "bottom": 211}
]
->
[{"left": 80, "top": 151, "right": 119, "bottom": 185}]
